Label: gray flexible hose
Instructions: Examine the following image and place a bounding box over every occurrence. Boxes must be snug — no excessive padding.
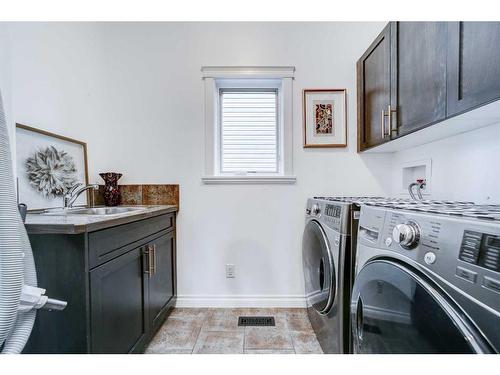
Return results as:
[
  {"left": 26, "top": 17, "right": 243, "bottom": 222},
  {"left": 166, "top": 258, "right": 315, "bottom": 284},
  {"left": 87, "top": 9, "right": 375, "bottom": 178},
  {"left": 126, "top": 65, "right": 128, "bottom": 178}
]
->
[
  {"left": 408, "top": 183, "right": 418, "bottom": 200},
  {"left": 0, "top": 89, "right": 37, "bottom": 353}
]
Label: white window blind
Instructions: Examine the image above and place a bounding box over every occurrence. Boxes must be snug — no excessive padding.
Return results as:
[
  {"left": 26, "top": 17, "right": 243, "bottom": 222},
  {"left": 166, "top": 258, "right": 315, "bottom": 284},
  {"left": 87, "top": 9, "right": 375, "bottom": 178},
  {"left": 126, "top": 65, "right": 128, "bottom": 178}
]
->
[{"left": 220, "top": 89, "right": 279, "bottom": 174}]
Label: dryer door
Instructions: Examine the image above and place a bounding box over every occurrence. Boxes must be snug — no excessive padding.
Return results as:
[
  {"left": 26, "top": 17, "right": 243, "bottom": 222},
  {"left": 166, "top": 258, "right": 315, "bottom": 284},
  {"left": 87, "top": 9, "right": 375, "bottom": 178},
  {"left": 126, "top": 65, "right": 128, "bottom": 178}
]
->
[
  {"left": 302, "top": 220, "right": 335, "bottom": 315},
  {"left": 351, "top": 259, "right": 492, "bottom": 354}
]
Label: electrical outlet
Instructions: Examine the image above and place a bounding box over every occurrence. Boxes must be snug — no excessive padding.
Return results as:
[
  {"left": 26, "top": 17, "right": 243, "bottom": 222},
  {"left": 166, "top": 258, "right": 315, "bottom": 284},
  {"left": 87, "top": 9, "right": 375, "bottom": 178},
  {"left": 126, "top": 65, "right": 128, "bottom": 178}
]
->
[{"left": 226, "top": 264, "right": 235, "bottom": 278}]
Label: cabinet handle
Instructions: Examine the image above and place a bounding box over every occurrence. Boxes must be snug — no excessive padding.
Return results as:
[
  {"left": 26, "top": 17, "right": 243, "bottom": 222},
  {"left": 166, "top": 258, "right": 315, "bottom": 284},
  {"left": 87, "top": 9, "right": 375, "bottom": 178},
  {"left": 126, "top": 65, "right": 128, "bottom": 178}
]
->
[
  {"left": 380, "top": 109, "right": 386, "bottom": 139},
  {"left": 381, "top": 105, "right": 398, "bottom": 139},
  {"left": 388, "top": 104, "right": 398, "bottom": 136},
  {"left": 150, "top": 245, "right": 154, "bottom": 276},
  {"left": 152, "top": 244, "right": 157, "bottom": 275},
  {"left": 381, "top": 109, "right": 389, "bottom": 139},
  {"left": 142, "top": 246, "right": 151, "bottom": 276},
  {"left": 145, "top": 245, "right": 154, "bottom": 277}
]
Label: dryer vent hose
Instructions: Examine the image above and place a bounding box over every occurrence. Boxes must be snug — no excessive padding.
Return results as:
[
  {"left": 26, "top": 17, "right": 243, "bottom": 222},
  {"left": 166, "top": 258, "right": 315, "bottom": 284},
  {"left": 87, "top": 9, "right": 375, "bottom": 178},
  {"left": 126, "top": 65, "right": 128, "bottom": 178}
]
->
[{"left": 0, "top": 90, "right": 37, "bottom": 354}]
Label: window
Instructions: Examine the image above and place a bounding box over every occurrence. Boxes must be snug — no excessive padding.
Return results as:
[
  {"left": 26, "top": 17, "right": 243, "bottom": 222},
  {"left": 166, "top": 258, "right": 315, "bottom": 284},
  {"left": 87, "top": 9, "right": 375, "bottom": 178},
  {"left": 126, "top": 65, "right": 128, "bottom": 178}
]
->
[
  {"left": 202, "top": 67, "right": 295, "bottom": 184},
  {"left": 220, "top": 88, "right": 278, "bottom": 174}
]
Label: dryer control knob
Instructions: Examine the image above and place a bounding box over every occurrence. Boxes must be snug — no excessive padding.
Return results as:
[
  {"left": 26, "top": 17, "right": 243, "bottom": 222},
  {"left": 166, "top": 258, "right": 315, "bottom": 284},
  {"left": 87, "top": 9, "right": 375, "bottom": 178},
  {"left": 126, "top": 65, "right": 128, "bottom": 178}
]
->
[
  {"left": 392, "top": 222, "right": 420, "bottom": 249},
  {"left": 311, "top": 204, "right": 321, "bottom": 215}
]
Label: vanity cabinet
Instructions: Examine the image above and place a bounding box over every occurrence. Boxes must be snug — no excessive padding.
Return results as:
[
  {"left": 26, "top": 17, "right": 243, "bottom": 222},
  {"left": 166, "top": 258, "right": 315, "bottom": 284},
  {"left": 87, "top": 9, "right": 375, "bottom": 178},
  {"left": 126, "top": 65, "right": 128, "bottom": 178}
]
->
[
  {"left": 24, "top": 211, "right": 177, "bottom": 354},
  {"left": 358, "top": 21, "right": 500, "bottom": 152}
]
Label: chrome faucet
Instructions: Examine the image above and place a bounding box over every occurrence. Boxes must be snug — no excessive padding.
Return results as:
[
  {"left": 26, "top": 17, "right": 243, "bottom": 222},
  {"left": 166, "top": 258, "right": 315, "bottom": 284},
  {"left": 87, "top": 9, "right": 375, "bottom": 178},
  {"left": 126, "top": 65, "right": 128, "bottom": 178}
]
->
[
  {"left": 63, "top": 183, "right": 99, "bottom": 209},
  {"left": 408, "top": 179, "right": 426, "bottom": 200}
]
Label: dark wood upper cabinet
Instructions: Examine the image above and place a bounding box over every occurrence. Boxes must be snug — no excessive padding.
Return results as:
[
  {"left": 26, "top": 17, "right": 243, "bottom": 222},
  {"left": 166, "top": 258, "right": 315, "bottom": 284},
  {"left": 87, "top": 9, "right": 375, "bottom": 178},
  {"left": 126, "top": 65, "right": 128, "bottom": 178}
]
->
[
  {"left": 447, "top": 22, "right": 500, "bottom": 117},
  {"left": 358, "top": 21, "right": 500, "bottom": 152},
  {"left": 392, "top": 22, "right": 447, "bottom": 136},
  {"left": 357, "top": 23, "right": 392, "bottom": 151}
]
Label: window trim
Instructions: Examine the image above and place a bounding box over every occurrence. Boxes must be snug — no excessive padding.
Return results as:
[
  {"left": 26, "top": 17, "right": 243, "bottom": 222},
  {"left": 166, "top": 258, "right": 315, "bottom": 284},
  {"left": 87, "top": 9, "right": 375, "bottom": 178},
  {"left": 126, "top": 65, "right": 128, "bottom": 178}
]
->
[{"left": 202, "top": 66, "right": 296, "bottom": 185}]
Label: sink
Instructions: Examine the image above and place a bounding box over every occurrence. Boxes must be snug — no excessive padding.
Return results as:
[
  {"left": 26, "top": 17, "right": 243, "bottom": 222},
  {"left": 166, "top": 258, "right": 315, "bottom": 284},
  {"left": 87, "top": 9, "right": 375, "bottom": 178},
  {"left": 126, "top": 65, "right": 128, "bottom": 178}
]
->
[
  {"left": 67, "top": 207, "right": 146, "bottom": 215},
  {"left": 41, "top": 207, "right": 147, "bottom": 216}
]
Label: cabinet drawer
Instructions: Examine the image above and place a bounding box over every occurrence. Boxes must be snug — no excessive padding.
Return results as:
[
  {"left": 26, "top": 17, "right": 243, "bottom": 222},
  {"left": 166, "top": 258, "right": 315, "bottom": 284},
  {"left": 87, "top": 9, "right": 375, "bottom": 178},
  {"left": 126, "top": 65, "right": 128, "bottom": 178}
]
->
[{"left": 88, "top": 213, "right": 174, "bottom": 268}]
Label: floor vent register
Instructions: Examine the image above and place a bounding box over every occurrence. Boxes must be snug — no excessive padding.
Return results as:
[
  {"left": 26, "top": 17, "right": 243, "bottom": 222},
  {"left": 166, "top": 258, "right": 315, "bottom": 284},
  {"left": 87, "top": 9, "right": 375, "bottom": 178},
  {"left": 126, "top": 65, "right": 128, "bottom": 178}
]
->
[{"left": 238, "top": 316, "right": 275, "bottom": 327}]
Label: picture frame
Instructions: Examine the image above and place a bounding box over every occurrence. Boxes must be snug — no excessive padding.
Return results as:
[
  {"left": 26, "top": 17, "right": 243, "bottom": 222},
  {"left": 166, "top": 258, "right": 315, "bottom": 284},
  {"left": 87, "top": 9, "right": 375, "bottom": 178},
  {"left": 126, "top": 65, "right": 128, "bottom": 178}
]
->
[
  {"left": 15, "top": 123, "right": 89, "bottom": 211},
  {"left": 303, "top": 89, "right": 347, "bottom": 148}
]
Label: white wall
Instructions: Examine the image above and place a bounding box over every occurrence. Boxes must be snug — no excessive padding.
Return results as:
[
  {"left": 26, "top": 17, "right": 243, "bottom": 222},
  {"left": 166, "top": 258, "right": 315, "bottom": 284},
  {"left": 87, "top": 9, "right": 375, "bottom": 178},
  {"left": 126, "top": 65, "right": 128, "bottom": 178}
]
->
[
  {"left": 8, "top": 22, "right": 392, "bottom": 306},
  {"left": 391, "top": 121, "right": 500, "bottom": 204},
  {"left": 0, "top": 23, "right": 13, "bottom": 169},
  {"left": 8, "top": 21, "right": 500, "bottom": 306}
]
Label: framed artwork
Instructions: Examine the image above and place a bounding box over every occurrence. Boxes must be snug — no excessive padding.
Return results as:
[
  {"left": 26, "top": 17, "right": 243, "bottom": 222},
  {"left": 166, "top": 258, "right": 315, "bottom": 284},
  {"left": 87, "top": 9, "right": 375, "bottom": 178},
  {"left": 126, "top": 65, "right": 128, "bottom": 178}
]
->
[
  {"left": 303, "top": 89, "right": 347, "bottom": 148},
  {"left": 15, "top": 123, "right": 89, "bottom": 211}
]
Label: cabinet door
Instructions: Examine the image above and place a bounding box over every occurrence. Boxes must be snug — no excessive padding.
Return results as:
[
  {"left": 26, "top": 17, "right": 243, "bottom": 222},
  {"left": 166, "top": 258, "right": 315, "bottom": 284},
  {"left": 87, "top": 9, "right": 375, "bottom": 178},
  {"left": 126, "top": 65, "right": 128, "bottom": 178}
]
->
[
  {"left": 90, "top": 246, "right": 149, "bottom": 353},
  {"left": 357, "top": 23, "right": 392, "bottom": 151},
  {"left": 392, "top": 22, "right": 447, "bottom": 136},
  {"left": 447, "top": 22, "right": 500, "bottom": 116},
  {"left": 147, "top": 231, "right": 175, "bottom": 330}
]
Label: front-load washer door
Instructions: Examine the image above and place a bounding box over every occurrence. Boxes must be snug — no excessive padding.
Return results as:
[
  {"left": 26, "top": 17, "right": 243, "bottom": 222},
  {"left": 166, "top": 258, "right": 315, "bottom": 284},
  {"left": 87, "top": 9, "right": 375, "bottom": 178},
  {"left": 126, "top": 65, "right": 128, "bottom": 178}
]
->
[
  {"left": 302, "top": 220, "right": 335, "bottom": 315},
  {"left": 351, "top": 259, "right": 492, "bottom": 354}
]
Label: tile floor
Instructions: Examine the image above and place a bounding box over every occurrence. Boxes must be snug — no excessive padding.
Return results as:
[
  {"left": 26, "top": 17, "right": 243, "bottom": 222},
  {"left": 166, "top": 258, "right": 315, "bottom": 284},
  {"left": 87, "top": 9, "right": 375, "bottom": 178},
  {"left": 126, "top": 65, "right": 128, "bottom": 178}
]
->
[{"left": 145, "top": 308, "right": 323, "bottom": 354}]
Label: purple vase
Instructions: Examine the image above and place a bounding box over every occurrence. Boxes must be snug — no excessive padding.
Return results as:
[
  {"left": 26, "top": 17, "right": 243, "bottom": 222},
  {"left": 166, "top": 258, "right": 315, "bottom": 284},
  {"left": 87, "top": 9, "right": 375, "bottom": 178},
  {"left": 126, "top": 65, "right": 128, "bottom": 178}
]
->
[{"left": 99, "top": 172, "right": 122, "bottom": 207}]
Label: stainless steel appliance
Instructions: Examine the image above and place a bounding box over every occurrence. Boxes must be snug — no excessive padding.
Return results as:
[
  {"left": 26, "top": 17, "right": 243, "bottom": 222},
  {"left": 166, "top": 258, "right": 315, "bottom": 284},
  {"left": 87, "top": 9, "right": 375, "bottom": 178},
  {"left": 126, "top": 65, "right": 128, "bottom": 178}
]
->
[
  {"left": 352, "top": 200, "right": 500, "bottom": 353},
  {"left": 302, "top": 197, "right": 392, "bottom": 353}
]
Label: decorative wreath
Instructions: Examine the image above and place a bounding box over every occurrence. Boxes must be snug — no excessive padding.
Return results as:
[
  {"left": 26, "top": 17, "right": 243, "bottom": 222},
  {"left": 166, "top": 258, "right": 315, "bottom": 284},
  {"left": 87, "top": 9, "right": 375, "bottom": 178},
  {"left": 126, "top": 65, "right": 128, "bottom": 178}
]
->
[{"left": 25, "top": 146, "right": 77, "bottom": 197}]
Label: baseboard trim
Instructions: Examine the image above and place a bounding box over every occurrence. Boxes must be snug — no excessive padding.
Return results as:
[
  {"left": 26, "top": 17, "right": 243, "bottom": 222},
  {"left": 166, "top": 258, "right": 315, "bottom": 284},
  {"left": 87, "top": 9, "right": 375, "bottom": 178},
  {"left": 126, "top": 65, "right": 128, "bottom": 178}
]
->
[{"left": 175, "top": 294, "right": 307, "bottom": 308}]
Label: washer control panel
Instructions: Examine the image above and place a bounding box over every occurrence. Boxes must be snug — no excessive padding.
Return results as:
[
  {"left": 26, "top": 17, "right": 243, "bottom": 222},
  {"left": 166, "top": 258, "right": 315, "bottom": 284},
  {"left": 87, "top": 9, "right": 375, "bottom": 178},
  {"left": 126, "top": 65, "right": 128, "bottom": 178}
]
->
[
  {"left": 459, "top": 231, "right": 500, "bottom": 272},
  {"left": 323, "top": 204, "right": 342, "bottom": 227},
  {"left": 359, "top": 205, "right": 500, "bottom": 313},
  {"left": 305, "top": 198, "right": 350, "bottom": 234},
  {"left": 325, "top": 204, "right": 342, "bottom": 218}
]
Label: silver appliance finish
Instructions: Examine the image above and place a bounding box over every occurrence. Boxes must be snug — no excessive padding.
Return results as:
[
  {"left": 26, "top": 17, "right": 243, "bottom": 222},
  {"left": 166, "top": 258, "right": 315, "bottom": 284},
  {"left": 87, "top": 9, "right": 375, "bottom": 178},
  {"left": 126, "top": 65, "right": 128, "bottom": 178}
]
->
[
  {"left": 353, "top": 202, "right": 500, "bottom": 353},
  {"left": 302, "top": 196, "right": 388, "bottom": 353}
]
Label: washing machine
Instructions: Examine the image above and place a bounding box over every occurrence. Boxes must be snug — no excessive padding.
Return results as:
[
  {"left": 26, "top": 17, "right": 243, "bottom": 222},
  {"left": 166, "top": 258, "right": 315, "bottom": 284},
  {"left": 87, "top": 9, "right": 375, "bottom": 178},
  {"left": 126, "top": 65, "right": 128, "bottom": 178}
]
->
[
  {"left": 352, "top": 201, "right": 500, "bottom": 353},
  {"left": 302, "top": 197, "right": 379, "bottom": 353}
]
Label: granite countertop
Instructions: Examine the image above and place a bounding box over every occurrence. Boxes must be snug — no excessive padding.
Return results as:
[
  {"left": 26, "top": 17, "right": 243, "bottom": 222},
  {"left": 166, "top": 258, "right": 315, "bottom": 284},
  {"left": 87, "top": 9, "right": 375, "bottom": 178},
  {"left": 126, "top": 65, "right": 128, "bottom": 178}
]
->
[{"left": 25, "top": 205, "right": 178, "bottom": 235}]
